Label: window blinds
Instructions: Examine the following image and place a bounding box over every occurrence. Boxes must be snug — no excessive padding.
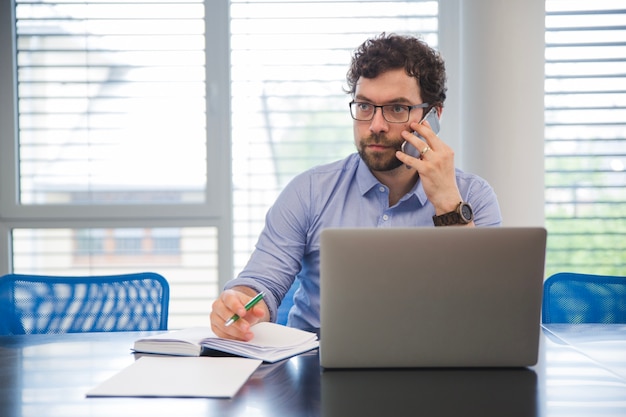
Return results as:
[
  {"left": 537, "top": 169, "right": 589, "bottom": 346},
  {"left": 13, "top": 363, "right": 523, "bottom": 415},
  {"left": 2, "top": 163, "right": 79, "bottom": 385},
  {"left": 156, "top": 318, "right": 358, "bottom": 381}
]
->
[
  {"left": 229, "top": 0, "right": 440, "bottom": 271},
  {"left": 545, "top": 0, "right": 626, "bottom": 275},
  {"left": 15, "top": 1, "right": 207, "bottom": 205},
  {"left": 12, "top": 1, "right": 216, "bottom": 329}
]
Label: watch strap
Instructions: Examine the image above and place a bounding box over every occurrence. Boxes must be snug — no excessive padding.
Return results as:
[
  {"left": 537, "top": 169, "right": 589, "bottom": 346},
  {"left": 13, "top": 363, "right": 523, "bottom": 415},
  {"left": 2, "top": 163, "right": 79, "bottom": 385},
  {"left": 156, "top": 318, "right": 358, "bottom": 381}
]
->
[
  {"left": 432, "top": 211, "right": 462, "bottom": 226},
  {"left": 432, "top": 202, "right": 473, "bottom": 226}
]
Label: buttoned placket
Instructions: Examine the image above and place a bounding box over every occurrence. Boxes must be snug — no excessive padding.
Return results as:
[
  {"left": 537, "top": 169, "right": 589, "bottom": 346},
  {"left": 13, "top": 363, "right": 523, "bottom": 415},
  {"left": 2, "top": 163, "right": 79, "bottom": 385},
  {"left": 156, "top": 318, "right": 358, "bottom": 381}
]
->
[{"left": 377, "top": 185, "right": 392, "bottom": 227}]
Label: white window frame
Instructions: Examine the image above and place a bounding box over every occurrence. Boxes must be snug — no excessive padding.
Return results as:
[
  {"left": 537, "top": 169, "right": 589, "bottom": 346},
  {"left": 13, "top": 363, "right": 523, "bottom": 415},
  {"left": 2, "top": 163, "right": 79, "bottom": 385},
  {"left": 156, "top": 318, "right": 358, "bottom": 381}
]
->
[{"left": 0, "top": 0, "right": 233, "bottom": 287}]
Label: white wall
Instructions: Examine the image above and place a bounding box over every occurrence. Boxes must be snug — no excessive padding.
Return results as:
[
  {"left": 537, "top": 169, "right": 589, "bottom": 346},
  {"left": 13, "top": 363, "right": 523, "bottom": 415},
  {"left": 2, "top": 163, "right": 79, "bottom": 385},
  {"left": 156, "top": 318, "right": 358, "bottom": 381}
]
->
[{"left": 458, "top": 0, "right": 545, "bottom": 226}]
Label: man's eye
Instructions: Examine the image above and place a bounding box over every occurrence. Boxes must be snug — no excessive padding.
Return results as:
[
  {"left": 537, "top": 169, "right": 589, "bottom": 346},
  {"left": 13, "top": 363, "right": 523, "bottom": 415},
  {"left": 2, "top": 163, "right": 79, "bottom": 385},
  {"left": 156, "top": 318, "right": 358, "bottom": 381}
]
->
[
  {"left": 358, "top": 103, "right": 373, "bottom": 111},
  {"left": 389, "top": 105, "right": 408, "bottom": 114}
]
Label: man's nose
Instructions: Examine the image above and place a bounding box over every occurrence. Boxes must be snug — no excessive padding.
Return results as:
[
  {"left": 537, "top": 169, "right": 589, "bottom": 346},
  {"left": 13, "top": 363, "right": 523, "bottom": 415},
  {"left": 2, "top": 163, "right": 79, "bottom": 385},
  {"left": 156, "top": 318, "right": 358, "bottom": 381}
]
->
[{"left": 369, "top": 107, "right": 389, "bottom": 133}]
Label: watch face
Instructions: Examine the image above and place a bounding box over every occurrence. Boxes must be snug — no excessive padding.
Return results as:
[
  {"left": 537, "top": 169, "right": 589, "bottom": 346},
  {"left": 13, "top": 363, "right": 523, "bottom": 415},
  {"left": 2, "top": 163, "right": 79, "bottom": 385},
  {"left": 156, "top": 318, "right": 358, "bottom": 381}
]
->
[{"left": 460, "top": 204, "right": 473, "bottom": 221}]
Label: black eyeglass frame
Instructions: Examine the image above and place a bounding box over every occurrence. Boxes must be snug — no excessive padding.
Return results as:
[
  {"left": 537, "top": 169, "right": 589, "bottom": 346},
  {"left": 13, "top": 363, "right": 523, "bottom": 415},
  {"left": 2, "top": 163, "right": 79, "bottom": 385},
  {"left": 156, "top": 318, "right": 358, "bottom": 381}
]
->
[{"left": 349, "top": 101, "right": 430, "bottom": 123}]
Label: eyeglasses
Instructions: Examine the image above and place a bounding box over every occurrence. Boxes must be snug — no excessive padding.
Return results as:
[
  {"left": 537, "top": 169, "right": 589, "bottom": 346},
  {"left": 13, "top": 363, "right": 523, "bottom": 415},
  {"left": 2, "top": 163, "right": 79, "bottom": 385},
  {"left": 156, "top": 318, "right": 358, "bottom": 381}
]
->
[{"left": 349, "top": 101, "right": 430, "bottom": 123}]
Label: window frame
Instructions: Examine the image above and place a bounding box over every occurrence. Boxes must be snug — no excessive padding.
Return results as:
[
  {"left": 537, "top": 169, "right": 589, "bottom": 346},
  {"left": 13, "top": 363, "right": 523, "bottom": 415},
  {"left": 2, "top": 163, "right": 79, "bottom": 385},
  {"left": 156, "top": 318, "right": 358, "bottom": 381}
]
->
[
  {"left": 0, "top": 1, "right": 228, "bottom": 221},
  {"left": 0, "top": 0, "right": 233, "bottom": 287}
]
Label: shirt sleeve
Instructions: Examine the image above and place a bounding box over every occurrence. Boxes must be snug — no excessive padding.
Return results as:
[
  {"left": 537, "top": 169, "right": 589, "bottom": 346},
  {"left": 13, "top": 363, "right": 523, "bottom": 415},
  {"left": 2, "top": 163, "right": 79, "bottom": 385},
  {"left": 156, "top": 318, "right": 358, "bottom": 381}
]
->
[
  {"left": 224, "top": 172, "right": 312, "bottom": 323},
  {"left": 459, "top": 172, "right": 502, "bottom": 227}
]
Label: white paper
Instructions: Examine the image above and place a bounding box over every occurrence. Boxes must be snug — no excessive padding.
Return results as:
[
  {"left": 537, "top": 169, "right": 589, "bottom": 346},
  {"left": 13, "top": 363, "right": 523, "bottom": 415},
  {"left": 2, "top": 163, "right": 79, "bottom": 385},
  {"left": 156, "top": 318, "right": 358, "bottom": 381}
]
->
[{"left": 86, "top": 356, "right": 262, "bottom": 398}]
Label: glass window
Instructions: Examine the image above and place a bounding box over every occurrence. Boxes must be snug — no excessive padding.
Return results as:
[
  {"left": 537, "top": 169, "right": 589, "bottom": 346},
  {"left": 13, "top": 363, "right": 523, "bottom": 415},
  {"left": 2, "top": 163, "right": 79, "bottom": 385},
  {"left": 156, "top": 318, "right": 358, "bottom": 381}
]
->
[
  {"left": 152, "top": 228, "right": 181, "bottom": 255},
  {"left": 12, "top": 227, "right": 219, "bottom": 329},
  {"left": 5, "top": 0, "right": 220, "bottom": 328},
  {"left": 113, "top": 228, "right": 143, "bottom": 255},
  {"left": 545, "top": 0, "right": 626, "bottom": 276},
  {"left": 15, "top": 1, "right": 207, "bottom": 205},
  {"left": 230, "top": 0, "right": 440, "bottom": 272},
  {"left": 74, "top": 229, "right": 106, "bottom": 255}
]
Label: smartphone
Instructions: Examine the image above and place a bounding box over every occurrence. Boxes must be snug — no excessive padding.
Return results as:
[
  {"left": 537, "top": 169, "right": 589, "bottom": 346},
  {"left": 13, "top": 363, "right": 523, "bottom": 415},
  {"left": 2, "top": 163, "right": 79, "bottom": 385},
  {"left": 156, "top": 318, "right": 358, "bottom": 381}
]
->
[{"left": 401, "top": 107, "right": 440, "bottom": 158}]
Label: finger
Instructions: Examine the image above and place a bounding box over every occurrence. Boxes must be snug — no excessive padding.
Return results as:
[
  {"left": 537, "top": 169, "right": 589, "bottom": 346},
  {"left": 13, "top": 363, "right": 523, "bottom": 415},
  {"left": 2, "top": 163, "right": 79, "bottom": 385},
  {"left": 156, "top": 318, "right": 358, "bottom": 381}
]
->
[
  {"left": 211, "top": 310, "right": 253, "bottom": 341},
  {"left": 399, "top": 131, "right": 429, "bottom": 164},
  {"left": 221, "top": 290, "right": 248, "bottom": 318},
  {"left": 396, "top": 150, "right": 421, "bottom": 168},
  {"left": 210, "top": 291, "right": 254, "bottom": 340},
  {"left": 410, "top": 120, "right": 438, "bottom": 147},
  {"left": 401, "top": 129, "right": 427, "bottom": 151},
  {"left": 249, "top": 304, "right": 267, "bottom": 320}
]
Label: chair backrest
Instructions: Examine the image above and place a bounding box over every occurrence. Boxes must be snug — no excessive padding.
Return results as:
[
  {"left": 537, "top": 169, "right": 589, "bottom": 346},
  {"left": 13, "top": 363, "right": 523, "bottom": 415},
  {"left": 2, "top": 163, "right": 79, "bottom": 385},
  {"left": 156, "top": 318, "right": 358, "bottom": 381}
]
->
[
  {"left": 542, "top": 272, "right": 626, "bottom": 323},
  {"left": 0, "top": 272, "right": 169, "bottom": 335}
]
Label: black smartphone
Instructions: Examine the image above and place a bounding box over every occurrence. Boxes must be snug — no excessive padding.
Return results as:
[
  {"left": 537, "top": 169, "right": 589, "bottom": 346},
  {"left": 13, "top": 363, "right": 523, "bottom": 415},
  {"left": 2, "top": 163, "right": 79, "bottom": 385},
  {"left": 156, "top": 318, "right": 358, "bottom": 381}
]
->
[{"left": 400, "top": 107, "right": 440, "bottom": 158}]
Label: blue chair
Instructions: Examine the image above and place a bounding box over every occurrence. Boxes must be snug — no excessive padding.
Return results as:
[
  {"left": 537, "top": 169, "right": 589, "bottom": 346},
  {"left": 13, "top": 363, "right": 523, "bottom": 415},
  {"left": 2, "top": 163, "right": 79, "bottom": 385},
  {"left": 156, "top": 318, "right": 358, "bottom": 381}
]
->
[
  {"left": 542, "top": 272, "right": 626, "bottom": 324},
  {"left": 0, "top": 272, "right": 169, "bottom": 335}
]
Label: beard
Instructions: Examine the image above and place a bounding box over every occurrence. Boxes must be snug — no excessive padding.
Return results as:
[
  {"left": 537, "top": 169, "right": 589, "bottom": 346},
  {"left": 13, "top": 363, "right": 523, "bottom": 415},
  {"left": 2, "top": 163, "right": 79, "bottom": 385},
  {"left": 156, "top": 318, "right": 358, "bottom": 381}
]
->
[{"left": 356, "top": 133, "right": 405, "bottom": 172}]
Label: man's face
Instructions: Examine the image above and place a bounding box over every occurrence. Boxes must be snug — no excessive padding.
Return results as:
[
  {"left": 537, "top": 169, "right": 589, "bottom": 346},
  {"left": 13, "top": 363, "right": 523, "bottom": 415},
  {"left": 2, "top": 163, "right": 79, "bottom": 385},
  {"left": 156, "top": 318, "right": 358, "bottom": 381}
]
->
[{"left": 353, "top": 68, "right": 425, "bottom": 172}]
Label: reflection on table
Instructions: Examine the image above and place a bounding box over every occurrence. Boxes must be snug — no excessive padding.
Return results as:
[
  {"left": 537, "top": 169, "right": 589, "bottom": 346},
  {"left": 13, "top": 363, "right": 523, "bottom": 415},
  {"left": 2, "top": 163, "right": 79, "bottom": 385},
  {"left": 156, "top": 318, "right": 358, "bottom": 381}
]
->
[{"left": 0, "top": 325, "right": 624, "bottom": 417}]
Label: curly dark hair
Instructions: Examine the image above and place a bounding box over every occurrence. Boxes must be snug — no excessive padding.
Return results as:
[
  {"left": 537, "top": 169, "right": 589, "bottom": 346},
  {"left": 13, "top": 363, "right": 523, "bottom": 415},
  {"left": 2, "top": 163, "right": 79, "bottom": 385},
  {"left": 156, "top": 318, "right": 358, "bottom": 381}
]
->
[{"left": 346, "top": 33, "right": 447, "bottom": 108}]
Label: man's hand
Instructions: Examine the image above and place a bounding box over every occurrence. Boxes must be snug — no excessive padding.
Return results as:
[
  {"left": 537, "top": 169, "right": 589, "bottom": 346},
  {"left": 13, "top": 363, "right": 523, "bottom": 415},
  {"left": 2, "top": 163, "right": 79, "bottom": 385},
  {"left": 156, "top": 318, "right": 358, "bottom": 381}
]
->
[
  {"left": 396, "top": 119, "right": 466, "bottom": 217},
  {"left": 210, "top": 287, "right": 269, "bottom": 341}
]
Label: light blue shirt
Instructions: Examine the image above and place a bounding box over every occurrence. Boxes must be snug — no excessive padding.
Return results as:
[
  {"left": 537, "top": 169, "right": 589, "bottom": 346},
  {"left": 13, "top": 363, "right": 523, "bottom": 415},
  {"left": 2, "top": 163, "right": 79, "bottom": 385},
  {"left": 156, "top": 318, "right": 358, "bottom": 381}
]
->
[{"left": 225, "top": 153, "right": 502, "bottom": 329}]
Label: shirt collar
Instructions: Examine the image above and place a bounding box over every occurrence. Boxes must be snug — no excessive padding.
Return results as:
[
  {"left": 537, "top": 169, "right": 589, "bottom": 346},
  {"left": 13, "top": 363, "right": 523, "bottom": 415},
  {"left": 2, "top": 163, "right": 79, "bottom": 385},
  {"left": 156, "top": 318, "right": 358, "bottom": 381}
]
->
[
  {"left": 355, "top": 157, "right": 380, "bottom": 195},
  {"left": 355, "top": 156, "right": 429, "bottom": 206}
]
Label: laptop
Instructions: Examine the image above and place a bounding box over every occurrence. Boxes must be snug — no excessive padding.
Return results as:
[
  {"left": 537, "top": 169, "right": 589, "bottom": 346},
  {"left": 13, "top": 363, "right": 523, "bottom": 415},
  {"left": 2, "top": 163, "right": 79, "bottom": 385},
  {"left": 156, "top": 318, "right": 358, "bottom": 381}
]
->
[
  {"left": 319, "top": 227, "right": 546, "bottom": 368},
  {"left": 321, "top": 368, "right": 537, "bottom": 416}
]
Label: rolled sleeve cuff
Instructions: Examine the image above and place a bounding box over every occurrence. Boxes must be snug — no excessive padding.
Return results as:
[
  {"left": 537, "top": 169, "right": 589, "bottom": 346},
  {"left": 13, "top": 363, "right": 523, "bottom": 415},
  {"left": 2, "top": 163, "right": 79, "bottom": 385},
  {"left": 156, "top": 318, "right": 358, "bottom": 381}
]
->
[{"left": 223, "top": 278, "right": 279, "bottom": 323}]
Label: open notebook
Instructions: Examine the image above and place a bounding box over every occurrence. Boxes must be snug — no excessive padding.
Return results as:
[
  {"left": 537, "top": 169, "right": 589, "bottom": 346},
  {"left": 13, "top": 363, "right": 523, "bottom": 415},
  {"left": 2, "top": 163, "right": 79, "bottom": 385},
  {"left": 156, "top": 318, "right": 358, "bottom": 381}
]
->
[{"left": 133, "top": 322, "right": 318, "bottom": 363}]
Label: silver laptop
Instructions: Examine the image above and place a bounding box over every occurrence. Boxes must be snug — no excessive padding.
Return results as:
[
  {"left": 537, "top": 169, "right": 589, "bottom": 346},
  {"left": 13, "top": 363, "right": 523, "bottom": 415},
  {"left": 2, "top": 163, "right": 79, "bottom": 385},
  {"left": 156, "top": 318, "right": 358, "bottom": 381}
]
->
[{"left": 319, "top": 227, "right": 546, "bottom": 368}]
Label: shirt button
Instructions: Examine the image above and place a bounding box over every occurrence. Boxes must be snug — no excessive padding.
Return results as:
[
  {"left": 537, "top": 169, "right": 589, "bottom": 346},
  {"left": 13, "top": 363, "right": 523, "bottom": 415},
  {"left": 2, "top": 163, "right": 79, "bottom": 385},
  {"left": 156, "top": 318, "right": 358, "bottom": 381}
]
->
[
  {"left": 379, "top": 186, "right": 386, "bottom": 193},
  {"left": 382, "top": 214, "right": 389, "bottom": 221}
]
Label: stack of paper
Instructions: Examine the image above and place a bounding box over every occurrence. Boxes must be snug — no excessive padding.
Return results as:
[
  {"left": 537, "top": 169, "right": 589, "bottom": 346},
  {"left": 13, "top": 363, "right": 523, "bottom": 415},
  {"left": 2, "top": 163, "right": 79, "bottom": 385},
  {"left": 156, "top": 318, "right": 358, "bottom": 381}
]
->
[{"left": 87, "top": 356, "right": 261, "bottom": 398}]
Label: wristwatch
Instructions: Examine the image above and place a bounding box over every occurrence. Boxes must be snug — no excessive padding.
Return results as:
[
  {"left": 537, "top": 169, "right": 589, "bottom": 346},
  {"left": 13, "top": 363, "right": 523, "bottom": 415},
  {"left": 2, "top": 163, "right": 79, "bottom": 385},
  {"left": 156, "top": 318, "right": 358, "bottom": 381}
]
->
[{"left": 432, "top": 201, "right": 474, "bottom": 226}]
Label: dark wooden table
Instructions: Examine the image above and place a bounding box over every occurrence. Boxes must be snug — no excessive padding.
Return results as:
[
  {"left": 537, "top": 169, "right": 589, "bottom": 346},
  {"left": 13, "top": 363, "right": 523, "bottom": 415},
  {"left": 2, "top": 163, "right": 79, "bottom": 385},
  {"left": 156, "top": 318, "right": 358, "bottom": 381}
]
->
[{"left": 0, "top": 325, "right": 624, "bottom": 416}]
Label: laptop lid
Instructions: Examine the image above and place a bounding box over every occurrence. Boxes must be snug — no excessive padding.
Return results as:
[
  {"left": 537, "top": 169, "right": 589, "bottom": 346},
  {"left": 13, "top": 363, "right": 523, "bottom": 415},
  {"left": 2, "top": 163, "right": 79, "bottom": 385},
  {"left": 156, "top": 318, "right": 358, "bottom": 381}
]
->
[{"left": 319, "top": 227, "right": 546, "bottom": 368}]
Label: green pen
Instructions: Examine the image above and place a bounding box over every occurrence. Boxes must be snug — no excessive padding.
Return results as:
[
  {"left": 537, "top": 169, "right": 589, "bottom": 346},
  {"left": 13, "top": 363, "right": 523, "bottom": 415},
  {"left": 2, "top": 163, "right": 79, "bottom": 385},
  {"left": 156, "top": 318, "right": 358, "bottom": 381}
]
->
[{"left": 224, "top": 291, "right": 265, "bottom": 327}]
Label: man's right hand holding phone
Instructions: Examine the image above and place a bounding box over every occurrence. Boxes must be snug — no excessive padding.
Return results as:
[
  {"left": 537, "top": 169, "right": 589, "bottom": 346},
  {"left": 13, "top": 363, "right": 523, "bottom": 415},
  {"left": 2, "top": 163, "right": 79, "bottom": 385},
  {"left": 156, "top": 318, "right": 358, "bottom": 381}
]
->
[{"left": 395, "top": 109, "right": 469, "bottom": 221}]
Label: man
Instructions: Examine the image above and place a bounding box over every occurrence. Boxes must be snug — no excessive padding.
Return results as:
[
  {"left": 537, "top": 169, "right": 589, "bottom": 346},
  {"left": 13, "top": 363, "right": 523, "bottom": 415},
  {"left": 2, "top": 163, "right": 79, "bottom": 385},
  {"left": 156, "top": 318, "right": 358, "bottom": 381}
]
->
[{"left": 211, "top": 33, "right": 502, "bottom": 340}]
